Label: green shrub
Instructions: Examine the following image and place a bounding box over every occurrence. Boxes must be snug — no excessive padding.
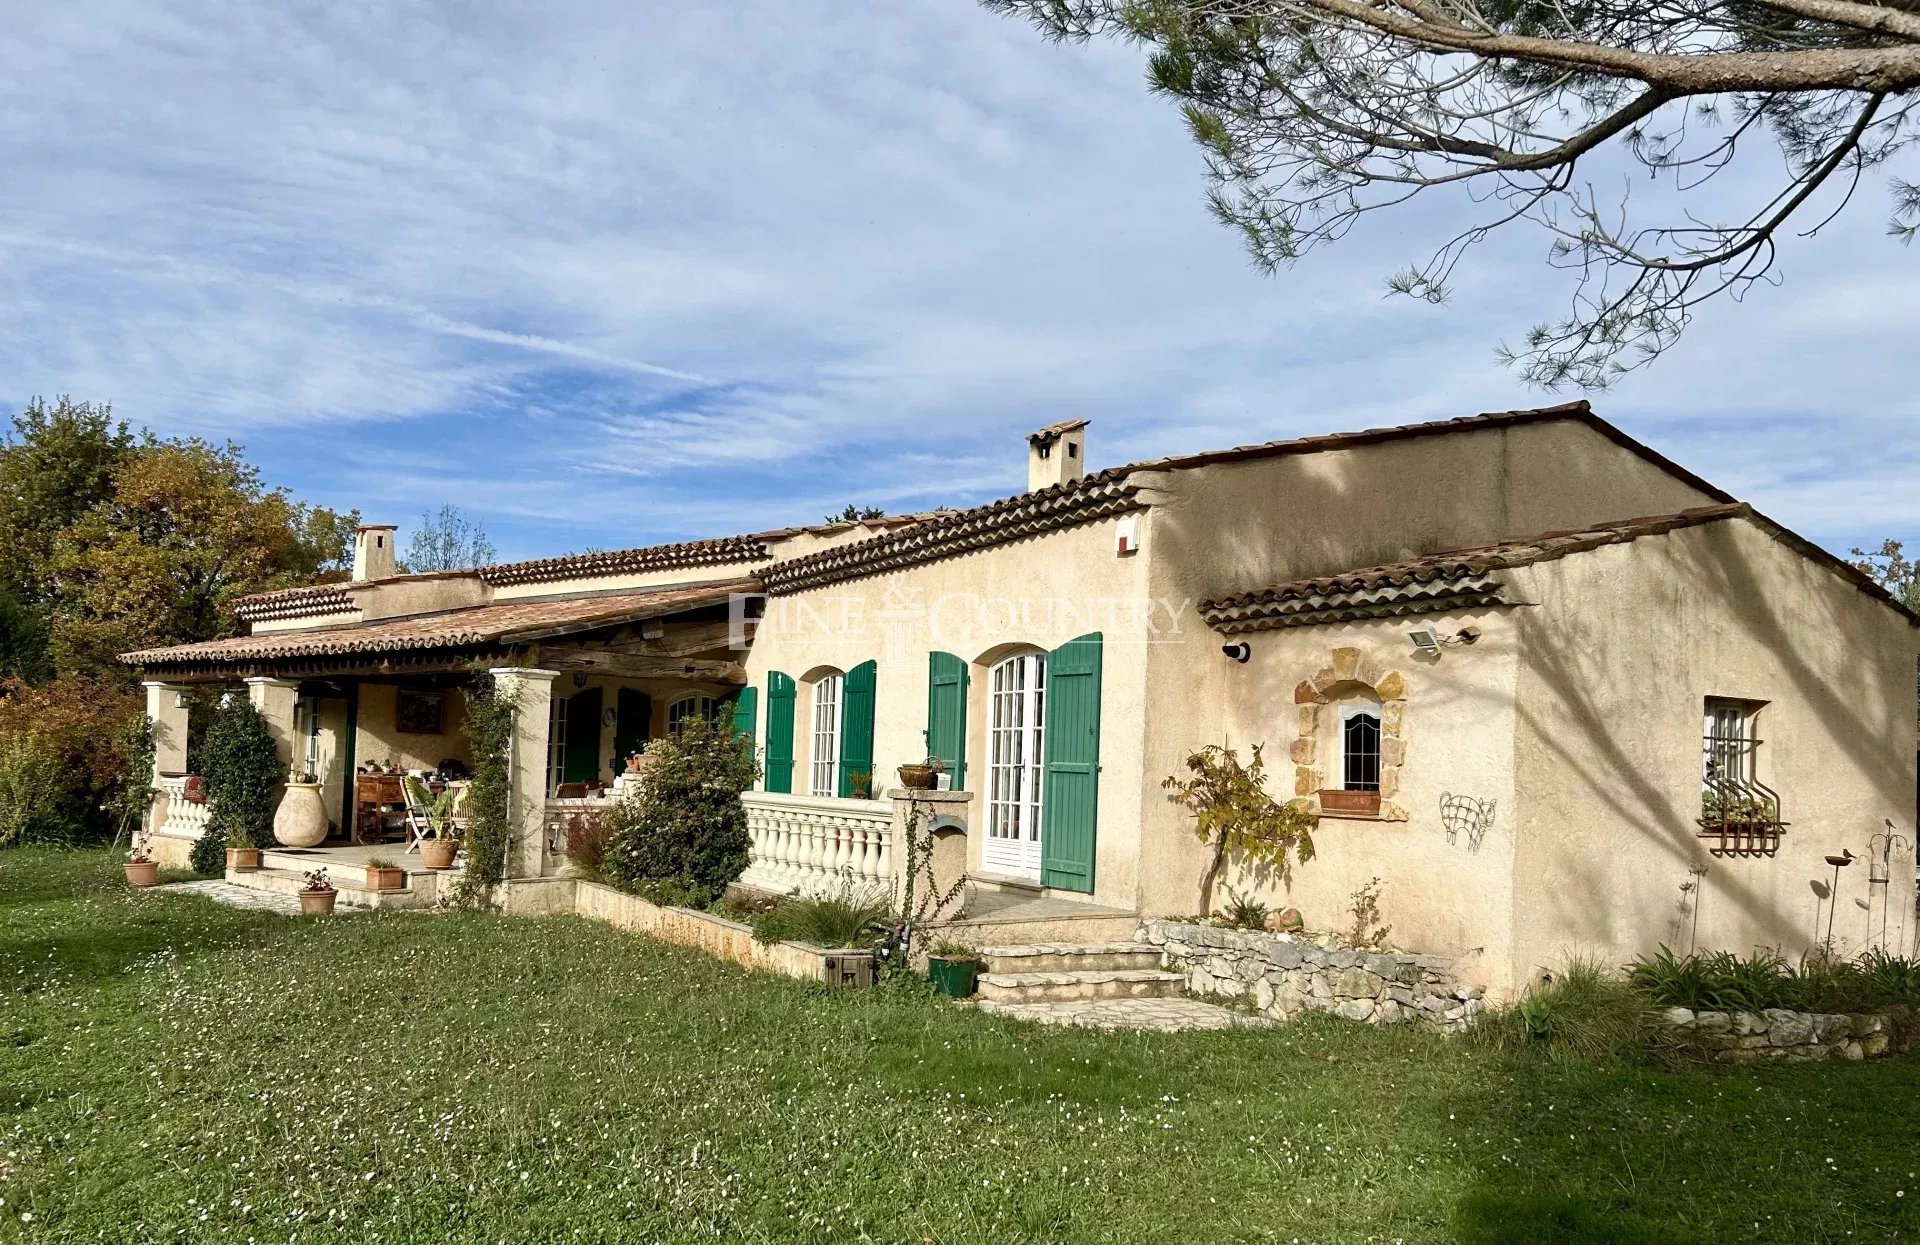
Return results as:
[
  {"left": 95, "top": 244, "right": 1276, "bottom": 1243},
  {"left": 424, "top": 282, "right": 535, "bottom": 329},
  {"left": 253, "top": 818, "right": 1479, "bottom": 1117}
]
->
[
  {"left": 199, "top": 694, "right": 283, "bottom": 852},
  {"left": 604, "top": 713, "right": 757, "bottom": 909},
  {"left": 1218, "top": 886, "right": 1269, "bottom": 931},
  {"left": 0, "top": 735, "right": 88, "bottom": 847},
  {"left": 1626, "top": 945, "right": 1920, "bottom": 1014},
  {"left": 1470, "top": 959, "right": 1668, "bottom": 1065},
  {"left": 752, "top": 881, "right": 893, "bottom": 949}
]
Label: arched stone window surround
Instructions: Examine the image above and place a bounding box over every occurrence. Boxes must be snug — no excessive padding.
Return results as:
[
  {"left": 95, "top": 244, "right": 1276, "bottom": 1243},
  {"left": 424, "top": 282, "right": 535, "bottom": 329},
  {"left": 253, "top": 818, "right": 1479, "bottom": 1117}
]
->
[{"left": 1290, "top": 646, "right": 1409, "bottom": 821}]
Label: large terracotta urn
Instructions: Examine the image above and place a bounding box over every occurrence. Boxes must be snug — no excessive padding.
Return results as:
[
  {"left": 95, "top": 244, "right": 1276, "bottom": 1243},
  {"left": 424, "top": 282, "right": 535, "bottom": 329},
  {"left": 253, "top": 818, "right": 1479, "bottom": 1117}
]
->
[{"left": 273, "top": 782, "right": 329, "bottom": 848}]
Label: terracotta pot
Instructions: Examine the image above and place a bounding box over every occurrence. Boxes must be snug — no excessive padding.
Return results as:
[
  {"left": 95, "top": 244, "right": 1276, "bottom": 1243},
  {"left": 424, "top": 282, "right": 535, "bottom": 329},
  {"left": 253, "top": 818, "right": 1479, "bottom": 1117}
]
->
[
  {"left": 182, "top": 775, "right": 206, "bottom": 805},
  {"left": 298, "top": 889, "right": 337, "bottom": 917},
  {"left": 124, "top": 860, "right": 160, "bottom": 888},
  {"left": 227, "top": 847, "right": 263, "bottom": 872},
  {"left": 365, "top": 865, "right": 407, "bottom": 891},
  {"left": 420, "top": 839, "right": 458, "bottom": 870},
  {"left": 272, "top": 781, "right": 329, "bottom": 848},
  {"left": 897, "top": 764, "right": 938, "bottom": 790}
]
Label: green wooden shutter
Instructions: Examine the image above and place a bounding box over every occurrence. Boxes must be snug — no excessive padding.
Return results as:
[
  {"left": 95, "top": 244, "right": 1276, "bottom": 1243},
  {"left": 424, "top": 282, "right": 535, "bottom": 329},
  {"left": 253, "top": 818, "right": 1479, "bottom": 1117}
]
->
[
  {"left": 838, "top": 660, "right": 877, "bottom": 798},
  {"left": 1041, "top": 632, "right": 1102, "bottom": 893},
  {"left": 925, "top": 651, "right": 968, "bottom": 790},
  {"left": 730, "top": 686, "right": 758, "bottom": 743},
  {"left": 764, "top": 672, "right": 796, "bottom": 793},
  {"left": 562, "top": 687, "right": 603, "bottom": 784},
  {"left": 614, "top": 688, "right": 651, "bottom": 772}
]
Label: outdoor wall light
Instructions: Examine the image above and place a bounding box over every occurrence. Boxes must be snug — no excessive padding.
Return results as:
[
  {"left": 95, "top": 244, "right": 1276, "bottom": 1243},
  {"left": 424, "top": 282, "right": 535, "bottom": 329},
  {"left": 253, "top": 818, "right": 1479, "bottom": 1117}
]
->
[
  {"left": 1221, "top": 642, "right": 1251, "bottom": 663},
  {"left": 1409, "top": 625, "right": 1481, "bottom": 652}
]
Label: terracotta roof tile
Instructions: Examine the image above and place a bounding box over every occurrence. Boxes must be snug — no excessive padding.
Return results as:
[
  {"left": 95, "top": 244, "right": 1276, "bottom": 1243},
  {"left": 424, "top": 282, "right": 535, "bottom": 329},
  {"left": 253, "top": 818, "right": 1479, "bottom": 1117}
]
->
[
  {"left": 233, "top": 583, "right": 357, "bottom": 623},
  {"left": 762, "top": 402, "right": 1721, "bottom": 595},
  {"left": 1199, "top": 503, "right": 1920, "bottom": 632},
  {"left": 123, "top": 581, "right": 756, "bottom": 671}
]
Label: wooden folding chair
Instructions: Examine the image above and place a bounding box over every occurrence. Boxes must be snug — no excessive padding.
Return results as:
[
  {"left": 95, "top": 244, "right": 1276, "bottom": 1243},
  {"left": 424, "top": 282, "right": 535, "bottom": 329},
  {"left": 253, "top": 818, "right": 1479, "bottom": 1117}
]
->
[{"left": 401, "top": 776, "right": 436, "bottom": 855}]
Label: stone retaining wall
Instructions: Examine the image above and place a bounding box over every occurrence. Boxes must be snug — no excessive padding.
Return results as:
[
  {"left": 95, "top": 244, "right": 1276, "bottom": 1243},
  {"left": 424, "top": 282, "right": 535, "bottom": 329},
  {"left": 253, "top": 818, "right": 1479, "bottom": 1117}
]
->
[
  {"left": 1142, "top": 920, "right": 1478, "bottom": 1031},
  {"left": 1658, "top": 1006, "right": 1912, "bottom": 1062}
]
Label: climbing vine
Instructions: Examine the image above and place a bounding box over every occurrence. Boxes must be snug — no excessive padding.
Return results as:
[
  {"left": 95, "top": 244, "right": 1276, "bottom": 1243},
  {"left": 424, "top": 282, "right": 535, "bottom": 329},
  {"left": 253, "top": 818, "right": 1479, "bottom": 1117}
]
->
[{"left": 453, "top": 676, "right": 517, "bottom": 909}]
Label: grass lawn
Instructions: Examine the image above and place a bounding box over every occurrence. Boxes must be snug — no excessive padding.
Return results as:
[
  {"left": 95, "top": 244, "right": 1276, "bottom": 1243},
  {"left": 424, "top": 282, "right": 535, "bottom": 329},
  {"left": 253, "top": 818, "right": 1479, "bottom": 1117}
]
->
[{"left": 3, "top": 849, "right": 1917, "bottom": 1244}]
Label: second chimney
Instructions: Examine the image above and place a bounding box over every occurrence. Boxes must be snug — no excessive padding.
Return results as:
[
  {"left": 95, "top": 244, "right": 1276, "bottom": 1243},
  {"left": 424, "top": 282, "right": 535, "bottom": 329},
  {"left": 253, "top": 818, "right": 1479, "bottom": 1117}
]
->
[
  {"left": 352, "top": 524, "right": 399, "bottom": 582},
  {"left": 1027, "top": 419, "right": 1089, "bottom": 492}
]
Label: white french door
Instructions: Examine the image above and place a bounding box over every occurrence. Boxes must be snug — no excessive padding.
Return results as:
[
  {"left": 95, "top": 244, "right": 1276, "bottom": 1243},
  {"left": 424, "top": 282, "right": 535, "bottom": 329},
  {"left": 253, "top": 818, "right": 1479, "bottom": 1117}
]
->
[{"left": 984, "top": 652, "right": 1047, "bottom": 880}]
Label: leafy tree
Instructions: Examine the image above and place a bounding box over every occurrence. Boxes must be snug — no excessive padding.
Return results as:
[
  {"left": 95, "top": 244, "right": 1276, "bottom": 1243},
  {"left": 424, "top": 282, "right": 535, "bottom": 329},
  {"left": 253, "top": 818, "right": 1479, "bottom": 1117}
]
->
[
  {"left": 605, "top": 712, "right": 759, "bottom": 908},
  {"left": 1163, "top": 742, "right": 1317, "bottom": 915},
  {"left": 0, "top": 398, "right": 131, "bottom": 676},
  {"left": 986, "top": 0, "right": 1920, "bottom": 388},
  {"left": 824, "top": 504, "right": 887, "bottom": 523},
  {"left": 0, "top": 676, "right": 142, "bottom": 847},
  {"left": 1851, "top": 538, "right": 1920, "bottom": 612},
  {"left": 47, "top": 438, "right": 356, "bottom": 677},
  {"left": 403, "top": 504, "right": 497, "bottom": 573}
]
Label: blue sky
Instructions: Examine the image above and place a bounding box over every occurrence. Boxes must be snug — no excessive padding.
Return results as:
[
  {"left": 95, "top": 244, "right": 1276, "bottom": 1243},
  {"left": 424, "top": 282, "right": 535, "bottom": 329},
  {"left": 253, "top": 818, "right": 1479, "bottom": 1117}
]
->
[{"left": 2, "top": 1, "right": 1915, "bottom": 564}]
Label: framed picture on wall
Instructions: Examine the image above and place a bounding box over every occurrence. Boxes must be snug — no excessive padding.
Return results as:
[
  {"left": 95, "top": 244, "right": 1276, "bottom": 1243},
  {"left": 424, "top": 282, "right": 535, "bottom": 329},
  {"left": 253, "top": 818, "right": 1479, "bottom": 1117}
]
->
[{"left": 395, "top": 690, "right": 445, "bottom": 735}]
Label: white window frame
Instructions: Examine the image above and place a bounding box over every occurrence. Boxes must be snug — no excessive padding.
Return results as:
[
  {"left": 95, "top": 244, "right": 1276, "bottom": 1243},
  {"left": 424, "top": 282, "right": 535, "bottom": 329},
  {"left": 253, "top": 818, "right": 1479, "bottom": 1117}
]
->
[
  {"left": 546, "top": 695, "right": 568, "bottom": 796},
  {"left": 985, "top": 652, "right": 1048, "bottom": 879},
  {"left": 1338, "top": 702, "right": 1382, "bottom": 793},
  {"left": 1702, "top": 698, "right": 1760, "bottom": 787},
  {"left": 809, "top": 673, "right": 844, "bottom": 798},
  {"left": 667, "top": 693, "right": 723, "bottom": 736}
]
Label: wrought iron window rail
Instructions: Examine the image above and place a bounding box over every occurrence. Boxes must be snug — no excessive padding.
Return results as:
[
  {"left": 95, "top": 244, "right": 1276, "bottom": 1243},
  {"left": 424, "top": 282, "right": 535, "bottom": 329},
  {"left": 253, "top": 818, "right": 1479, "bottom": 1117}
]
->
[{"left": 1697, "top": 728, "right": 1786, "bottom": 857}]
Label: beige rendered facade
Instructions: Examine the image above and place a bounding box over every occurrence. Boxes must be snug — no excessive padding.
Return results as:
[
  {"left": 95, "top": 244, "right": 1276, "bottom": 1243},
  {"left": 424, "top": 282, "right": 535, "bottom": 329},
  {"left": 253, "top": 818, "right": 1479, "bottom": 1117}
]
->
[{"left": 125, "top": 402, "right": 1917, "bottom": 999}]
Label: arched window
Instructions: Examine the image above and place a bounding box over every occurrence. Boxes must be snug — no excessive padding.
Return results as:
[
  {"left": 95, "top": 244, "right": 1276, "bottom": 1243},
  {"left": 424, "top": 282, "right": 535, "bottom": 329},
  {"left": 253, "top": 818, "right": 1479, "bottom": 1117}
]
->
[
  {"left": 1340, "top": 703, "right": 1382, "bottom": 793},
  {"left": 984, "top": 651, "right": 1047, "bottom": 879},
  {"left": 666, "top": 693, "right": 723, "bottom": 736},
  {"left": 808, "top": 672, "right": 844, "bottom": 797}
]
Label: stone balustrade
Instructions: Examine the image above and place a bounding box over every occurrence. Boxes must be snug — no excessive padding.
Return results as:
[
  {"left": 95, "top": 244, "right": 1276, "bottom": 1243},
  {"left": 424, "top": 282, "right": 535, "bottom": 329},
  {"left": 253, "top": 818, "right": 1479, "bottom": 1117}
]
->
[
  {"left": 739, "top": 791, "right": 893, "bottom": 898},
  {"left": 152, "top": 775, "right": 210, "bottom": 840}
]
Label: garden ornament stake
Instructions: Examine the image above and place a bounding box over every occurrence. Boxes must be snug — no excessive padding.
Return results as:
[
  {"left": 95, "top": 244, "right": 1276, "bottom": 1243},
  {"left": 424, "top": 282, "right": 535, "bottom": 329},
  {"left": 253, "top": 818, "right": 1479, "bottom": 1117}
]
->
[
  {"left": 1869, "top": 823, "right": 1911, "bottom": 953},
  {"left": 1823, "top": 850, "right": 1856, "bottom": 953}
]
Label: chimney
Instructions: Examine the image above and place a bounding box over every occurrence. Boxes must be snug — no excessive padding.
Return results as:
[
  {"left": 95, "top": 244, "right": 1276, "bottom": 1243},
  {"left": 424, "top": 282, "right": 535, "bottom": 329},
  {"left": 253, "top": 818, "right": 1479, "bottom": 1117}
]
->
[
  {"left": 352, "top": 524, "right": 399, "bottom": 581},
  {"left": 1027, "top": 419, "right": 1089, "bottom": 492}
]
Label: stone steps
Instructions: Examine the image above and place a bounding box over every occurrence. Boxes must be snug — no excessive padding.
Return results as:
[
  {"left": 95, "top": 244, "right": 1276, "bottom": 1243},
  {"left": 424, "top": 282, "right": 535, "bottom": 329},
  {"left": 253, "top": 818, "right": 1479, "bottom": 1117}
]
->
[
  {"left": 976, "top": 942, "right": 1164, "bottom": 974},
  {"left": 225, "top": 865, "right": 439, "bottom": 910},
  {"left": 976, "top": 968, "right": 1185, "bottom": 1005},
  {"left": 975, "top": 996, "right": 1270, "bottom": 1031}
]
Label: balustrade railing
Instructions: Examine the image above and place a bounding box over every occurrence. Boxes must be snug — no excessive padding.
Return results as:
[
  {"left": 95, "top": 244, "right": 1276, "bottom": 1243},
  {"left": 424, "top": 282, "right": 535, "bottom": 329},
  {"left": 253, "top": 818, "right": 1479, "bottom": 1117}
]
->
[
  {"left": 152, "top": 774, "right": 210, "bottom": 839},
  {"left": 739, "top": 791, "right": 892, "bottom": 898}
]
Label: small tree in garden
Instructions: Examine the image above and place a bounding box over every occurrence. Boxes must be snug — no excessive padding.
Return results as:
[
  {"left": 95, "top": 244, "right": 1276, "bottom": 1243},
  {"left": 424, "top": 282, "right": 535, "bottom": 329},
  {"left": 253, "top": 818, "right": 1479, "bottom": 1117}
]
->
[
  {"left": 605, "top": 713, "right": 758, "bottom": 908},
  {"left": 452, "top": 678, "right": 517, "bottom": 910},
  {"left": 1164, "top": 743, "right": 1316, "bottom": 917},
  {"left": 194, "top": 693, "right": 283, "bottom": 872}
]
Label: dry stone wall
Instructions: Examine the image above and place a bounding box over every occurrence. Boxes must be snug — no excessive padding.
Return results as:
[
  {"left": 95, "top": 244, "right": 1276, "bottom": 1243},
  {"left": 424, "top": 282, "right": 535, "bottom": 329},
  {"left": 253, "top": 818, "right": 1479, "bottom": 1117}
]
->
[
  {"left": 1658, "top": 1006, "right": 1911, "bottom": 1063},
  {"left": 1141, "top": 920, "right": 1479, "bottom": 1031}
]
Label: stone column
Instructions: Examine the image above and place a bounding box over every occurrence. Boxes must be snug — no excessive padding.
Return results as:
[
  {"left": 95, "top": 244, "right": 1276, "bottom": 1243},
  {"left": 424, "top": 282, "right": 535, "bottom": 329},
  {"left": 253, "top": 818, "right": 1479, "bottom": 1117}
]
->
[
  {"left": 489, "top": 668, "right": 558, "bottom": 879},
  {"left": 888, "top": 788, "right": 974, "bottom": 924},
  {"left": 244, "top": 676, "right": 301, "bottom": 771},
  {"left": 141, "top": 681, "right": 192, "bottom": 835}
]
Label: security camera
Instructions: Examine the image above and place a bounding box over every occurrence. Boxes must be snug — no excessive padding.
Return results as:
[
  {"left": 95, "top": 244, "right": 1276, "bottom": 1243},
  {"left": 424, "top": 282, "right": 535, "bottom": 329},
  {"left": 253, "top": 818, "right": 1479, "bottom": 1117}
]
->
[
  {"left": 1456, "top": 625, "right": 1482, "bottom": 645},
  {"left": 1221, "top": 641, "right": 1252, "bottom": 664}
]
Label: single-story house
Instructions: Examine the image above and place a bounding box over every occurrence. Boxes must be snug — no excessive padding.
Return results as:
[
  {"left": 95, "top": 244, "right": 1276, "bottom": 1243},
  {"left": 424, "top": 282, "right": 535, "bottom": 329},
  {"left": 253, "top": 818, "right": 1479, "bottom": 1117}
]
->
[{"left": 127, "top": 401, "right": 1918, "bottom": 997}]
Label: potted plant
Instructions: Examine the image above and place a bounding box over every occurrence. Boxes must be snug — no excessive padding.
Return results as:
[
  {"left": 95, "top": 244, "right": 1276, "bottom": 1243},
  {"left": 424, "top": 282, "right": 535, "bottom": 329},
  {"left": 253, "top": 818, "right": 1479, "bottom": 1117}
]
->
[
  {"left": 273, "top": 768, "right": 329, "bottom": 848},
  {"left": 227, "top": 832, "right": 265, "bottom": 873},
  {"left": 364, "top": 854, "right": 406, "bottom": 891},
  {"left": 897, "top": 756, "right": 945, "bottom": 791},
  {"left": 927, "top": 939, "right": 982, "bottom": 998},
  {"left": 298, "top": 867, "right": 336, "bottom": 916},
  {"left": 408, "top": 776, "right": 461, "bottom": 870},
  {"left": 124, "top": 834, "right": 160, "bottom": 888}
]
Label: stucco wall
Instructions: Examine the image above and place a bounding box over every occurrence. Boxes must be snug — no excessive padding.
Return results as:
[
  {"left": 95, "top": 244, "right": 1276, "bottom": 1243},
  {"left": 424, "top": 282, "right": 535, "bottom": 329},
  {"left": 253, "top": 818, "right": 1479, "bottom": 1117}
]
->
[
  {"left": 353, "top": 684, "right": 471, "bottom": 774},
  {"left": 1197, "top": 613, "right": 1522, "bottom": 992},
  {"left": 1130, "top": 419, "right": 1721, "bottom": 943},
  {"left": 1507, "top": 518, "right": 1919, "bottom": 985},
  {"left": 744, "top": 515, "right": 1159, "bottom": 910}
]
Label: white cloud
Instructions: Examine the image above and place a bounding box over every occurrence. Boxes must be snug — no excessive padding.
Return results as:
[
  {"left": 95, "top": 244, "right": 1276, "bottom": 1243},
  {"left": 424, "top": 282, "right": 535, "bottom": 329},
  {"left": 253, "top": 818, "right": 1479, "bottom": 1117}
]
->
[{"left": 0, "top": 0, "right": 1913, "bottom": 560}]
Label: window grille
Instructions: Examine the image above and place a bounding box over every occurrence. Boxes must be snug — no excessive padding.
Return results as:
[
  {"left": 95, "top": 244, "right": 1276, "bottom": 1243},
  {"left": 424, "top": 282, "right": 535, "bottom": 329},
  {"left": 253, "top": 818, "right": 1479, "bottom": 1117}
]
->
[
  {"left": 1698, "top": 698, "right": 1786, "bottom": 857},
  {"left": 985, "top": 652, "right": 1047, "bottom": 877}
]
